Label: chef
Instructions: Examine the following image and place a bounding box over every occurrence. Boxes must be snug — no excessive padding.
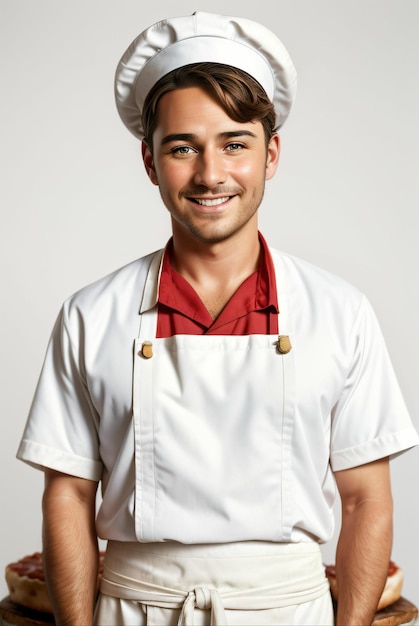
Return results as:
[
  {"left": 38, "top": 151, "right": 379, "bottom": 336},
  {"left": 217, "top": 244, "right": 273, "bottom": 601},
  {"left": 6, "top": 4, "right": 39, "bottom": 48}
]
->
[{"left": 17, "top": 11, "right": 419, "bottom": 626}]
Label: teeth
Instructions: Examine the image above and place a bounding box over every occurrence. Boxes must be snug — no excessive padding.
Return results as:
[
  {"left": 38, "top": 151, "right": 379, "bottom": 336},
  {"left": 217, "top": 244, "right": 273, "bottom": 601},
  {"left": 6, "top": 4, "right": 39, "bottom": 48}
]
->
[{"left": 195, "top": 197, "right": 230, "bottom": 207}]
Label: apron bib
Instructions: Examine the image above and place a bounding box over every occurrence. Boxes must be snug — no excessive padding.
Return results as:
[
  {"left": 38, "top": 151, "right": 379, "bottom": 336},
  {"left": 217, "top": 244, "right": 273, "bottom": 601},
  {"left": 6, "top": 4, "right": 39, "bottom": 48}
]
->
[{"left": 132, "top": 252, "right": 296, "bottom": 543}]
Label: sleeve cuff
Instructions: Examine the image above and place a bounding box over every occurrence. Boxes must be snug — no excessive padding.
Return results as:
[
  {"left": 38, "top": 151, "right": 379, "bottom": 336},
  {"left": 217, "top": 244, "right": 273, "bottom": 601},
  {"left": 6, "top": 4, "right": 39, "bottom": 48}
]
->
[
  {"left": 17, "top": 439, "right": 103, "bottom": 482},
  {"left": 330, "top": 428, "right": 419, "bottom": 472}
]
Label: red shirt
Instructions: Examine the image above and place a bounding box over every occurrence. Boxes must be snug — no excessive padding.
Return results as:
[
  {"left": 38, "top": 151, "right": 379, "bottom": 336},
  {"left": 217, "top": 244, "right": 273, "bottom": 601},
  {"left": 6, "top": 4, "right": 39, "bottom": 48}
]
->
[{"left": 156, "top": 233, "right": 279, "bottom": 337}]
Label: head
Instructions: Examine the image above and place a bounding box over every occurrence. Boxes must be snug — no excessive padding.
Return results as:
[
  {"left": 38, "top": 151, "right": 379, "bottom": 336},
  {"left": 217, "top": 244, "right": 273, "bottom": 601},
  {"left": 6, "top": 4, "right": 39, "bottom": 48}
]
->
[
  {"left": 113, "top": 12, "right": 296, "bottom": 246},
  {"left": 141, "top": 62, "right": 276, "bottom": 153}
]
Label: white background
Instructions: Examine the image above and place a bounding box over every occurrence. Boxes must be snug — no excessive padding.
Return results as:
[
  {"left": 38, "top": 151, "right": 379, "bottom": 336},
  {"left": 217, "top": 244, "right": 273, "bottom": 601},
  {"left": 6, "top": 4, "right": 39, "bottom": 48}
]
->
[{"left": 1, "top": 0, "right": 418, "bottom": 609}]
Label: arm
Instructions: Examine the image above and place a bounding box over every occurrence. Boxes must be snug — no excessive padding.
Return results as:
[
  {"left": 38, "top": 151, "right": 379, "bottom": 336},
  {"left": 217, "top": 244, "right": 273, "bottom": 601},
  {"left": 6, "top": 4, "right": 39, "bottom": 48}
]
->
[
  {"left": 334, "top": 457, "right": 393, "bottom": 626},
  {"left": 42, "top": 469, "right": 99, "bottom": 626}
]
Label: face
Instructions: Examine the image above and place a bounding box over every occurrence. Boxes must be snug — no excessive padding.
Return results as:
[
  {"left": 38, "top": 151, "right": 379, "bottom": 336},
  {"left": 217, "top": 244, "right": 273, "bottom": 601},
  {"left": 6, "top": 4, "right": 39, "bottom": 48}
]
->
[{"left": 142, "top": 86, "right": 280, "bottom": 247}]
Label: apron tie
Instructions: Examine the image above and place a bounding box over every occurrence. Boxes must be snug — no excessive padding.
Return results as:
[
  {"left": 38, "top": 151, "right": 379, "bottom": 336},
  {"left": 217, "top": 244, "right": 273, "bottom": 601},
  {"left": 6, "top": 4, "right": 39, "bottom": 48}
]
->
[{"left": 178, "top": 587, "right": 226, "bottom": 625}]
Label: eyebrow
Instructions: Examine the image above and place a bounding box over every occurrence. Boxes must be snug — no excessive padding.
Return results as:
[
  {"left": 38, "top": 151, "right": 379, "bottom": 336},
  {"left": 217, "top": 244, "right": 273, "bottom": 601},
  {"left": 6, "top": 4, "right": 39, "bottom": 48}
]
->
[{"left": 160, "top": 130, "right": 258, "bottom": 145}]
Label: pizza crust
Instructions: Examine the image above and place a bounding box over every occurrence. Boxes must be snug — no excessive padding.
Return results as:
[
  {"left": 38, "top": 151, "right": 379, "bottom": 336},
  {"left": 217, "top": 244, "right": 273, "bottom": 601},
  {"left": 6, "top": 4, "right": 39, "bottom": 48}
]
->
[
  {"left": 5, "top": 551, "right": 105, "bottom": 614},
  {"left": 325, "top": 561, "right": 404, "bottom": 611},
  {"left": 5, "top": 566, "right": 52, "bottom": 613},
  {"left": 377, "top": 566, "right": 404, "bottom": 611}
]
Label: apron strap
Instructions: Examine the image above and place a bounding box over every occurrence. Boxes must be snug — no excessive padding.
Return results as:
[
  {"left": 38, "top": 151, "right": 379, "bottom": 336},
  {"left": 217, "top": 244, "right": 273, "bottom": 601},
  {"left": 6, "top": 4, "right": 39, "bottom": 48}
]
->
[{"left": 100, "top": 574, "right": 329, "bottom": 625}]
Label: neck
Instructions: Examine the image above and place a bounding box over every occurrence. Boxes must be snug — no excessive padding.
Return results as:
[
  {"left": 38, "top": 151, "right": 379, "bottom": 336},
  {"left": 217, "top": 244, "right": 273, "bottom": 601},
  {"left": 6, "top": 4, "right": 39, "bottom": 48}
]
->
[
  {"left": 171, "top": 230, "right": 260, "bottom": 282},
  {"left": 170, "top": 224, "right": 261, "bottom": 319}
]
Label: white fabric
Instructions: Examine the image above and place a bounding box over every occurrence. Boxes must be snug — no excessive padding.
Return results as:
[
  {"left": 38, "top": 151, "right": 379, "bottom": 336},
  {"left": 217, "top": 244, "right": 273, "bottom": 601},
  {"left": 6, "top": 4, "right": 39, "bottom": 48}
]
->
[
  {"left": 94, "top": 540, "right": 333, "bottom": 625},
  {"left": 17, "top": 245, "right": 419, "bottom": 544},
  {"left": 114, "top": 12, "right": 297, "bottom": 138}
]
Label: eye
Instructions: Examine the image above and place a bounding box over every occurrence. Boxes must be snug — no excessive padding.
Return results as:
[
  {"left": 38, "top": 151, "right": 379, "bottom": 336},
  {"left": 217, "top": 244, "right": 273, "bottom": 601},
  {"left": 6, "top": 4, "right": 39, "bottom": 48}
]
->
[
  {"left": 171, "top": 145, "right": 195, "bottom": 156},
  {"left": 225, "top": 142, "right": 245, "bottom": 152}
]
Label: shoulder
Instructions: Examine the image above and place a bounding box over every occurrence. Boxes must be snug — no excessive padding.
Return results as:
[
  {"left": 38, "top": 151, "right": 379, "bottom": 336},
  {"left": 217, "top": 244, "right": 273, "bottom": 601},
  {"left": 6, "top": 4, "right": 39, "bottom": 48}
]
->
[
  {"left": 269, "top": 247, "right": 371, "bottom": 338},
  {"left": 61, "top": 250, "right": 162, "bottom": 323},
  {"left": 270, "top": 247, "right": 364, "bottom": 301}
]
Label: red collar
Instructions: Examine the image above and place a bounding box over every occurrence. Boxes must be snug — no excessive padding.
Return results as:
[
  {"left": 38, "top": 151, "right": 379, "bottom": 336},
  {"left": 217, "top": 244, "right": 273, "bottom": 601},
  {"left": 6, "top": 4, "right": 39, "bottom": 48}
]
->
[{"left": 157, "top": 233, "right": 278, "bottom": 333}]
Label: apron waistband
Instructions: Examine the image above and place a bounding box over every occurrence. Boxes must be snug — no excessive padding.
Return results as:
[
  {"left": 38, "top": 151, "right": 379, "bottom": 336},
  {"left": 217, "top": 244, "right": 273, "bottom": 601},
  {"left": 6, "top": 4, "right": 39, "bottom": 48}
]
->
[{"left": 100, "top": 541, "right": 330, "bottom": 626}]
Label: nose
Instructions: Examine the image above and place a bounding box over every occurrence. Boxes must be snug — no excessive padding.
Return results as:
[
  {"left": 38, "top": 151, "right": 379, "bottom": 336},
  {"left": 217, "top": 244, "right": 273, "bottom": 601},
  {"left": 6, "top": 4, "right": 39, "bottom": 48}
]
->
[{"left": 193, "top": 149, "right": 227, "bottom": 189}]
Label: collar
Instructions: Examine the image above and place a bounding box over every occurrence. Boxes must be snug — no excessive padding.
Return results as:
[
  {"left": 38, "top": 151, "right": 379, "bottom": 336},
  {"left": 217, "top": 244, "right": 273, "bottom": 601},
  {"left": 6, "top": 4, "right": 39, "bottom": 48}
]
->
[{"left": 139, "top": 232, "right": 279, "bottom": 316}]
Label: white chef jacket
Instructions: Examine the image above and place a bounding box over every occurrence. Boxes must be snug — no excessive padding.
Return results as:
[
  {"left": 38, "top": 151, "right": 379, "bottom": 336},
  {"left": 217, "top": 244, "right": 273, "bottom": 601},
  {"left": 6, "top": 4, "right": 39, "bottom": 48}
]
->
[{"left": 17, "top": 245, "right": 419, "bottom": 544}]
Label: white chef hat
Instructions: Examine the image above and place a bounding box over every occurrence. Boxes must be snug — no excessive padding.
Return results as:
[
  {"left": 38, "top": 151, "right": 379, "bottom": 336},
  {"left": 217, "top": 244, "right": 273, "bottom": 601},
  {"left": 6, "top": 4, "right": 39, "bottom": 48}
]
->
[{"left": 115, "top": 11, "right": 297, "bottom": 139}]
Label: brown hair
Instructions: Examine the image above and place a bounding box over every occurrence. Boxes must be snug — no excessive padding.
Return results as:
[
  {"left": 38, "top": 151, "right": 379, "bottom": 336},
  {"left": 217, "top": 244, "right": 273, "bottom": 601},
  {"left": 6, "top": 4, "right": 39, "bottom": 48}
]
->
[{"left": 141, "top": 62, "right": 276, "bottom": 150}]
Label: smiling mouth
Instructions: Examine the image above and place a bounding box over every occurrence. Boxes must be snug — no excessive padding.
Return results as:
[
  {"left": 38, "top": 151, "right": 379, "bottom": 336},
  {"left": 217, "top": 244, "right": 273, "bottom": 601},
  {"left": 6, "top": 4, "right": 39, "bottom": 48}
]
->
[{"left": 191, "top": 197, "right": 231, "bottom": 207}]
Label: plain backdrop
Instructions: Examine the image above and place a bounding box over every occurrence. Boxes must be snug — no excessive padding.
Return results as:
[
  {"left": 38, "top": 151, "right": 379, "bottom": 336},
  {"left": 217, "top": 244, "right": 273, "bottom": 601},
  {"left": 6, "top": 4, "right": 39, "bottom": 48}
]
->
[{"left": 1, "top": 0, "right": 418, "bottom": 608}]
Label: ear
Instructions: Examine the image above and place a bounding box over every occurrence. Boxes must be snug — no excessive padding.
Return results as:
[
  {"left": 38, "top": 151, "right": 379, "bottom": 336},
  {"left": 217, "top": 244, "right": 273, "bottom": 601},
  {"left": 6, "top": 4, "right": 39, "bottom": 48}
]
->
[
  {"left": 142, "top": 141, "right": 159, "bottom": 186},
  {"left": 265, "top": 133, "right": 280, "bottom": 181}
]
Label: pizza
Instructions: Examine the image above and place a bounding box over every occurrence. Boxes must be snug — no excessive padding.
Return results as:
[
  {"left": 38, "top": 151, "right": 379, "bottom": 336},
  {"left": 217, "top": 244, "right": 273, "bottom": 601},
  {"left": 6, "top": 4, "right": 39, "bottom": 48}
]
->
[
  {"left": 5, "top": 551, "right": 105, "bottom": 614},
  {"left": 325, "top": 560, "right": 404, "bottom": 611}
]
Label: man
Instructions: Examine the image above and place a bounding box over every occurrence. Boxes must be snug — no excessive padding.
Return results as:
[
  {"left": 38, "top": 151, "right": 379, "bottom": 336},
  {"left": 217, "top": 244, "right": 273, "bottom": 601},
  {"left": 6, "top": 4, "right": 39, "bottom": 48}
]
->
[{"left": 17, "top": 11, "right": 418, "bottom": 626}]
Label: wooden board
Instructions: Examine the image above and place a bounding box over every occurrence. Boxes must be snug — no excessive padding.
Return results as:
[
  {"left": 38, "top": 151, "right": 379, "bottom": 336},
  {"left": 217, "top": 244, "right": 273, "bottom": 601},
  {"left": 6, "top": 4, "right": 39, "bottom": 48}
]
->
[
  {"left": 373, "top": 597, "right": 418, "bottom": 626},
  {"left": 0, "top": 598, "right": 54, "bottom": 626},
  {"left": 1, "top": 595, "right": 418, "bottom": 625}
]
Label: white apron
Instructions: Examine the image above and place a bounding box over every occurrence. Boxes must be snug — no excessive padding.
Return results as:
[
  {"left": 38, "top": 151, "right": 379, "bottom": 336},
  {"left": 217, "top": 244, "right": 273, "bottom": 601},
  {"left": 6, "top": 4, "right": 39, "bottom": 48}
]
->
[
  {"left": 94, "top": 252, "right": 333, "bottom": 625},
  {"left": 130, "top": 251, "right": 296, "bottom": 544}
]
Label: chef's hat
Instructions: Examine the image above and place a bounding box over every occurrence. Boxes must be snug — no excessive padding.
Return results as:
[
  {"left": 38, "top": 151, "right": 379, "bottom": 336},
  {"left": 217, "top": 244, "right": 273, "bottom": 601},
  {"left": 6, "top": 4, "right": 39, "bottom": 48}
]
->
[{"left": 115, "top": 11, "right": 297, "bottom": 139}]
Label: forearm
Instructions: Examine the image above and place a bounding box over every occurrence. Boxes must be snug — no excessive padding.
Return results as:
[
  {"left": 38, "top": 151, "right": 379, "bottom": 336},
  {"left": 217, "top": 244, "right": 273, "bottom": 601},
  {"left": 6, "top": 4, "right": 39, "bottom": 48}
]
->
[
  {"left": 335, "top": 498, "right": 393, "bottom": 626},
  {"left": 42, "top": 471, "right": 98, "bottom": 626}
]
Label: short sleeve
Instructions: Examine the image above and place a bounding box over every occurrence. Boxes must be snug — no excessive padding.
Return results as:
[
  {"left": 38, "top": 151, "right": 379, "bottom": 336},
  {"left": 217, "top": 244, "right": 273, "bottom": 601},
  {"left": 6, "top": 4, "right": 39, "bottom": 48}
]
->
[
  {"left": 17, "top": 303, "right": 103, "bottom": 480},
  {"left": 330, "top": 295, "right": 419, "bottom": 471}
]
